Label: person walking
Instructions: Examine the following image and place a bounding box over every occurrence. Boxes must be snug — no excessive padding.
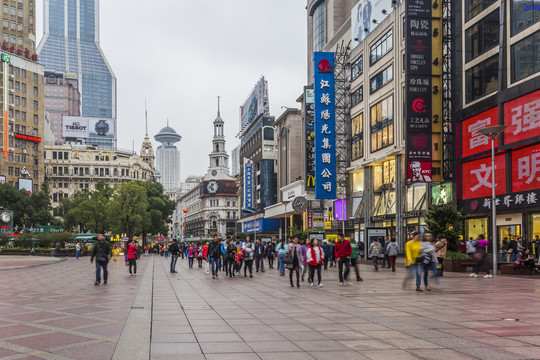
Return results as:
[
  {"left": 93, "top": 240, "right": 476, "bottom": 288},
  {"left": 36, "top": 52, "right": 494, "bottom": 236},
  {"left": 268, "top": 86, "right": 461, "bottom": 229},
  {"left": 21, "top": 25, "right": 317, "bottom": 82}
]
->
[
  {"left": 386, "top": 238, "right": 399, "bottom": 272},
  {"left": 75, "top": 242, "right": 81, "bottom": 260},
  {"left": 276, "top": 239, "right": 288, "bottom": 276},
  {"left": 421, "top": 232, "right": 439, "bottom": 291},
  {"left": 144, "top": 245, "right": 149, "bottom": 256},
  {"left": 301, "top": 238, "right": 309, "bottom": 282},
  {"left": 186, "top": 243, "right": 195, "bottom": 268},
  {"left": 226, "top": 239, "right": 236, "bottom": 277},
  {"left": 286, "top": 237, "right": 304, "bottom": 288},
  {"left": 469, "top": 234, "right": 492, "bottom": 278},
  {"left": 434, "top": 234, "right": 447, "bottom": 276},
  {"left": 126, "top": 239, "right": 138, "bottom": 276},
  {"left": 243, "top": 236, "right": 255, "bottom": 278},
  {"left": 403, "top": 231, "right": 423, "bottom": 292},
  {"left": 369, "top": 238, "right": 382, "bottom": 272},
  {"left": 466, "top": 237, "right": 477, "bottom": 259},
  {"left": 266, "top": 241, "right": 275, "bottom": 269},
  {"left": 222, "top": 237, "right": 230, "bottom": 277},
  {"left": 349, "top": 237, "right": 363, "bottom": 281},
  {"left": 335, "top": 233, "right": 352, "bottom": 286},
  {"left": 307, "top": 238, "right": 324, "bottom": 287},
  {"left": 208, "top": 235, "right": 221, "bottom": 279},
  {"left": 169, "top": 241, "right": 180, "bottom": 273},
  {"left": 254, "top": 239, "right": 266, "bottom": 273},
  {"left": 321, "top": 240, "right": 331, "bottom": 270},
  {"left": 329, "top": 240, "right": 336, "bottom": 268},
  {"left": 90, "top": 234, "right": 112, "bottom": 286}
]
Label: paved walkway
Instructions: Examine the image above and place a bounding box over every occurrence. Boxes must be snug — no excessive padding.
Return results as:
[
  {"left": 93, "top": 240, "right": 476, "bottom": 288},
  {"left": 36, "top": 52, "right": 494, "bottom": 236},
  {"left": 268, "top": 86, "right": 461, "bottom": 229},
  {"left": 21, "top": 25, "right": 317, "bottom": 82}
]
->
[{"left": 1, "top": 254, "right": 540, "bottom": 359}]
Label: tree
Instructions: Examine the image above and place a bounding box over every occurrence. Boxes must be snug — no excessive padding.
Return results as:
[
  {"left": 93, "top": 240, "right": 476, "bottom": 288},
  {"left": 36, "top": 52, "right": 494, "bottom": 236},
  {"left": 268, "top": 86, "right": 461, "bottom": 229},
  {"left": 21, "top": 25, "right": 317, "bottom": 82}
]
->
[
  {"left": 137, "top": 181, "right": 175, "bottom": 242},
  {"left": 109, "top": 182, "right": 148, "bottom": 238},
  {"left": 424, "top": 204, "right": 465, "bottom": 251},
  {"left": 27, "top": 183, "right": 57, "bottom": 227},
  {"left": 58, "top": 190, "right": 90, "bottom": 232}
]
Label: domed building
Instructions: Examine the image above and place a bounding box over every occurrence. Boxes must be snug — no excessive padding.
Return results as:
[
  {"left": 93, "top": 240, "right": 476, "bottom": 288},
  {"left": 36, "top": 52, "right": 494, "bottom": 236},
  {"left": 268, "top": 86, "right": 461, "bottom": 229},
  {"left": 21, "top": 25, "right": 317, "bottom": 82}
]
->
[{"left": 154, "top": 122, "right": 182, "bottom": 191}]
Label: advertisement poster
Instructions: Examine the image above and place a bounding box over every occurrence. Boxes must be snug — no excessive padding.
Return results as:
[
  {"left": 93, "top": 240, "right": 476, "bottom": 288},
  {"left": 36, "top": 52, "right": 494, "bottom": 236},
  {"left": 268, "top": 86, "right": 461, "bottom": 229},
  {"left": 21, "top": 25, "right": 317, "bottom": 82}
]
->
[
  {"left": 63, "top": 116, "right": 89, "bottom": 138},
  {"left": 240, "top": 77, "right": 267, "bottom": 134},
  {"left": 88, "top": 118, "right": 116, "bottom": 138},
  {"left": 351, "top": 0, "right": 398, "bottom": 48},
  {"left": 461, "top": 107, "right": 498, "bottom": 158},
  {"left": 512, "top": 143, "right": 540, "bottom": 192},
  {"left": 304, "top": 87, "right": 315, "bottom": 190},
  {"left": 461, "top": 155, "right": 506, "bottom": 199},
  {"left": 504, "top": 89, "right": 540, "bottom": 145}
]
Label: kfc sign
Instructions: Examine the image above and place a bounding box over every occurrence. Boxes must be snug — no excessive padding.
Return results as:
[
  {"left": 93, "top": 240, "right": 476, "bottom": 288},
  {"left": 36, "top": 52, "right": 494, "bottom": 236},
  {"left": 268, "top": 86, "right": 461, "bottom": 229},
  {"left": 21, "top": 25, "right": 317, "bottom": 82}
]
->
[
  {"left": 504, "top": 89, "right": 540, "bottom": 145},
  {"left": 461, "top": 108, "right": 498, "bottom": 158},
  {"left": 462, "top": 155, "right": 506, "bottom": 199},
  {"left": 512, "top": 143, "right": 540, "bottom": 192}
]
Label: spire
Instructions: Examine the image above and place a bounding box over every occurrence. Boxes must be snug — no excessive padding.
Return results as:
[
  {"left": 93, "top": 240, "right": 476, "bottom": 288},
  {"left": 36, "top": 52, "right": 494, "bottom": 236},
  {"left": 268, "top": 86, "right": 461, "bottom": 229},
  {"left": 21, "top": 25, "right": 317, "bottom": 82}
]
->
[
  {"left": 217, "top": 96, "right": 221, "bottom": 117},
  {"left": 167, "top": 118, "right": 169, "bottom": 127},
  {"left": 145, "top": 99, "right": 148, "bottom": 136}
]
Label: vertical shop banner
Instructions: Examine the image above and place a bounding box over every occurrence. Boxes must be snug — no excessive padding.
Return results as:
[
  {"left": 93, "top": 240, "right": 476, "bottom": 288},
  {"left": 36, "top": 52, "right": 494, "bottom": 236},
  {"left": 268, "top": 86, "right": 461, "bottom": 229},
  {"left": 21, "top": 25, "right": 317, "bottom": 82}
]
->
[
  {"left": 304, "top": 87, "right": 316, "bottom": 190},
  {"left": 243, "top": 159, "right": 255, "bottom": 212},
  {"left": 313, "top": 52, "right": 336, "bottom": 199}
]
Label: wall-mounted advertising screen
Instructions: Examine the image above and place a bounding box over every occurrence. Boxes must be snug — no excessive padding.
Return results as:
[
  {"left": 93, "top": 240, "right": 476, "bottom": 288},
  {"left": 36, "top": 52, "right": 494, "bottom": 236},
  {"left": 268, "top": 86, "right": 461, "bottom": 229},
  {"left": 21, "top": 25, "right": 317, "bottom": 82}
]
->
[
  {"left": 512, "top": 142, "right": 540, "bottom": 193},
  {"left": 239, "top": 77, "right": 267, "bottom": 135},
  {"left": 199, "top": 180, "right": 237, "bottom": 197},
  {"left": 461, "top": 155, "right": 506, "bottom": 199},
  {"left": 351, "top": 0, "right": 398, "bottom": 48},
  {"left": 504, "top": 89, "right": 540, "bottom": 145}
]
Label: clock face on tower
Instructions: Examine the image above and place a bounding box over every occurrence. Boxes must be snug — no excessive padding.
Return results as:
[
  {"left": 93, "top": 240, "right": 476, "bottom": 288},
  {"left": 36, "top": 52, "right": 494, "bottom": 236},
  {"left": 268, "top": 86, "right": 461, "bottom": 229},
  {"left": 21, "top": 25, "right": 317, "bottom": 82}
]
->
[
  {"left": 212, "top": 170, "right": 217, "bottom": 176},
  {"left": 207, "top": 181, "right": 218, "bottom": 194},
  {"left": 1, "top": 212, "right": 11, "bottom": 223}
]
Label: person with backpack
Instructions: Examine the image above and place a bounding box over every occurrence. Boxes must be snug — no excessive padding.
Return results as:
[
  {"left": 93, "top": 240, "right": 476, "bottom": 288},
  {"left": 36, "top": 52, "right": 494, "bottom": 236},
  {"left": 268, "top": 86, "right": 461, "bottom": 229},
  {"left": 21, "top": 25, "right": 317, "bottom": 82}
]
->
[
  {"left": 369, "top": 238, "right": 382, "bottom": 272},
  {"left": 243, "top": 236, "right": 255, "bottom": 278},
  {"left": 386, "top": 238, "right": 399, "bottom": 272},
  {"left": 169, "top": 241, "right": 180, "bottom": 273},
  {"left": 90, "top": 234, "right": 112, "bottom": 286},
  {"left": 266, "top": 241, "right": 275, "bottom": 269}
]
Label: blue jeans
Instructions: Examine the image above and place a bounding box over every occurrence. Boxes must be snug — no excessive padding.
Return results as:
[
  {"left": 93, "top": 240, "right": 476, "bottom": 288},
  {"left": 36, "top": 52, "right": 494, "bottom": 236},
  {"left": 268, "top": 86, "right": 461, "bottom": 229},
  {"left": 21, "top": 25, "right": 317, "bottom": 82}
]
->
[
  {"left": 170, "top": 255, "right": 178, "bottom": 272},
  {"left": 406, "top": 264, "right": 422, "bottom": 287},
  {"left": 278, "top": 253, "right": 285, "bottom": 274},
  {"left": 76, "top": 250, "right": 80, "bottom": 260},
  {"left": 423, "top": 262, "right": 439, "bottom": 286},
  {"left": 510, "top": 252, "right": 518, "bottom": 262},
  {"left": 95, "top": 261, "right": 108, "bottom": 283},
  {"left": 210, "top": 258, "right": 220, "bottom": 275}
]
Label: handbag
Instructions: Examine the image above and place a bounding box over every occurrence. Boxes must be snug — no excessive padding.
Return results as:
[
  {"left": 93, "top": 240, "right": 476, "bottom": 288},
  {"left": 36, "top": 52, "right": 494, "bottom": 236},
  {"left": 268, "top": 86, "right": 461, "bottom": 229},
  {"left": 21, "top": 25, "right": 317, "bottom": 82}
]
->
[{"left": 282, "top": 252, "right": 293, "bottom": 264}]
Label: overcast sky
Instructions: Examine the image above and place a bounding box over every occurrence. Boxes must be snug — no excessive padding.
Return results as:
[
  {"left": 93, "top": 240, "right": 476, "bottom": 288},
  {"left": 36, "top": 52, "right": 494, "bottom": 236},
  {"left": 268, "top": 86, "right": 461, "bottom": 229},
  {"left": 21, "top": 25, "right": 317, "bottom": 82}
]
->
[{"left": 36, "top": 1, "right": 307, "bottom": 179}]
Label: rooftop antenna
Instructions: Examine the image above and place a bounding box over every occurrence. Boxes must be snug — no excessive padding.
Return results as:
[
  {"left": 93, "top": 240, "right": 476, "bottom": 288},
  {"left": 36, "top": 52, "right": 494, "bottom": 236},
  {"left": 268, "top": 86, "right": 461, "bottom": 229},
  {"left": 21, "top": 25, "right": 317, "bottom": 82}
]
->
[
  {"left": 217, "top": 96, "right": 221, "bottom": 116},
  {"left": 145, "top": 99, "right": 148, "bottom": 136},
  {"left": 167, "top": 118, "right": 169, "bottom": 127}
]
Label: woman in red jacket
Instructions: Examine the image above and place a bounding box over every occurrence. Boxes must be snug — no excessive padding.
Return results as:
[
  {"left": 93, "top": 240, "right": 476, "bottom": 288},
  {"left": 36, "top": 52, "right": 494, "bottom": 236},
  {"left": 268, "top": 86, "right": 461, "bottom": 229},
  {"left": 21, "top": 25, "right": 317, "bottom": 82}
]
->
[
  {"left": 126, "top": 240, "right": 138, "bottom": 276},
  {"left": 307, "top": 238, "right": 324, "bottom": 287}
]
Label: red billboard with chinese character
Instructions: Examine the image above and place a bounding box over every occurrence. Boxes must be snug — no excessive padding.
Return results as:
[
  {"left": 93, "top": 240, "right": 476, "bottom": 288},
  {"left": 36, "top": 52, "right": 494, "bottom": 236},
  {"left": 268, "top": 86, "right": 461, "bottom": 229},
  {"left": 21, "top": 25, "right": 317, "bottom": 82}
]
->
[
  {"left": 461, "top": 107, "right": 498, "bottom": 157},
  {"left": 504, "top": 89, "right": 540, "bottom": 145},
  {"left": 462, "top": 155, "right": 506, "bottom": 199},
  {"left": 512, "top": 143, "right": 540, "bottom": 192}
]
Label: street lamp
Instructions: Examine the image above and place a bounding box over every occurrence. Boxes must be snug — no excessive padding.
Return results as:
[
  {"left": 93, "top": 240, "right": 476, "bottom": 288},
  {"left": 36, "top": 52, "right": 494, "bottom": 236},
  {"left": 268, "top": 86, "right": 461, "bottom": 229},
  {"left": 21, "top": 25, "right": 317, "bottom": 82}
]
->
[
  {"left": 283, "top": 200, "right": 291, "bottom": 240},
  {"left": 478, "top": 125, "right": 506, "bottom": 277}
]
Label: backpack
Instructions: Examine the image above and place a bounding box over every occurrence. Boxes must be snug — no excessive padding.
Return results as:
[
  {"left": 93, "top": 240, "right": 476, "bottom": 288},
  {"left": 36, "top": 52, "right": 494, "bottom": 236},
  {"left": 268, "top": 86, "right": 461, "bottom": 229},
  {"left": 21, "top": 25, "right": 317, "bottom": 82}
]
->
[{"left": 372, "top": 243, "right": 381, "bottom": 256}]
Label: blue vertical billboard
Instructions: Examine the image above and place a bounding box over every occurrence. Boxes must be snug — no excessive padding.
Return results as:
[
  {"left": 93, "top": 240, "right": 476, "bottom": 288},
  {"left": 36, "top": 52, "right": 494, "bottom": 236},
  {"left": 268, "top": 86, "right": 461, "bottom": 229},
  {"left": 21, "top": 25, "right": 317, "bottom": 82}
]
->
[
  {"left": 243, "top": 158, "right": 255, "bottom": 212},
  {"left": 314, "top": 52, "right": 336, "bottom": 199}
]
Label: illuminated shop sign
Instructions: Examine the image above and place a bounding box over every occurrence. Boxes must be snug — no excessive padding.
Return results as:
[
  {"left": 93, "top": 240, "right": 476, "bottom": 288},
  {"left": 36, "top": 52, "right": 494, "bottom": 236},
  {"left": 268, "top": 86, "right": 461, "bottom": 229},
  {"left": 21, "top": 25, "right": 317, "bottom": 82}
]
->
[
  {"left": 15, "top": 134, "right": 41, "bottom": 143},
  {"left": 461, "top": 155, "right": 506, "bottom": 199},
  {"left": 461, "top": 107, "right": 498, "bottom": 158},
  {"left": 504, "top": 89, "right": 540, "bottom": 145}
]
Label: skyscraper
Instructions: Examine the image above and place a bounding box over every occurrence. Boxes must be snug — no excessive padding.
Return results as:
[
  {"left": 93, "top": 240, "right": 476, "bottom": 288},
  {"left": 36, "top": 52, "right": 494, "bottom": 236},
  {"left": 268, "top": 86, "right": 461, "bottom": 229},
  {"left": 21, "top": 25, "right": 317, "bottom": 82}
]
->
[
  {"left": 154, "top": 123, "right": 181, "bottom": 192},
  {"left": 37, "top": 0, "right": 116, "bottom": 127}
]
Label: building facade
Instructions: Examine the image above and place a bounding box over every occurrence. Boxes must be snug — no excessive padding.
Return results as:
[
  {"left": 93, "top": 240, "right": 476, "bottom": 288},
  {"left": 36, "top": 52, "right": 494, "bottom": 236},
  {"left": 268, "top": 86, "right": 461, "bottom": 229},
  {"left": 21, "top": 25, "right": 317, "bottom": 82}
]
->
[
  {"left": 44, "top": 70, "right": 81, "bottom": 144},
  {"left": 37, "top": 0, "right": 116, "bottom": 148},
  {"left": 44, "top": 143, "right": 154, "bottom": 209},
  {"left": 154, "top": 124, "right": 181, "bottom": 192},
  {"left": 1, "top": 0, "right": 38, "bottom": 52},
  {"left": 453, "top": 0, "right": 540, "bottom": 247},
  {"left": 176, "top": 107, "right": 238, "bottom": 239}
]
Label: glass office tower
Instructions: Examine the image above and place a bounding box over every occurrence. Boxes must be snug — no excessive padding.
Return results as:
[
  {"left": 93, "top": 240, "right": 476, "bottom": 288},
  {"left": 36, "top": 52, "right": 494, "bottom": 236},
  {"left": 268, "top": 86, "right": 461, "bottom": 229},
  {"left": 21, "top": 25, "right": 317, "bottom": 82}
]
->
[{"left": 37, "top": 0, "right": 116, "bottom": 124}]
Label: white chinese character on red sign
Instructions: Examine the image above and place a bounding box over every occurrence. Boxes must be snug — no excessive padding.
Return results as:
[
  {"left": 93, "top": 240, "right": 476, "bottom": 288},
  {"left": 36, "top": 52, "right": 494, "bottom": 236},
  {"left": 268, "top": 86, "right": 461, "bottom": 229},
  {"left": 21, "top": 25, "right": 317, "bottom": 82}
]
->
[
  {"left": 468, "top": 118, "right": 490, "bottom": 149},
  {"left": 512, "top": 99, "right": 540, "bottom": 135},
  {"left": 470, "top": 164, "right": 494, "bottom": 192},
  {"left": 518, "top": 152, "right": 540, "bottom": 184}
]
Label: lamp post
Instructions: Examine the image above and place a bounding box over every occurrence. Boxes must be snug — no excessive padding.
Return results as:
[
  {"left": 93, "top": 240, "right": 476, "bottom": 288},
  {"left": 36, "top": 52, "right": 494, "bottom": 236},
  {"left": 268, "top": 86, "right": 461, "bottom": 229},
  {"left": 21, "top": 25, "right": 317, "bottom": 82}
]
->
[
  {"left": 478, "top": 125, "right": 506, "bottom": 276},
  {"left": 283, "top": 200, "right": 291, "bottom": 240}
]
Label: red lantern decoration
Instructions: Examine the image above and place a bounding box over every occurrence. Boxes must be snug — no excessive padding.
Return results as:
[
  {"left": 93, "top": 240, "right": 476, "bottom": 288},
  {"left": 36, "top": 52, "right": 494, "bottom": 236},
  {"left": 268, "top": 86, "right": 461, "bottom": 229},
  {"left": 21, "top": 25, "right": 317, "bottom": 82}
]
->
[{"left": 183, "top": 207, "right": 189, "bottom": 214}]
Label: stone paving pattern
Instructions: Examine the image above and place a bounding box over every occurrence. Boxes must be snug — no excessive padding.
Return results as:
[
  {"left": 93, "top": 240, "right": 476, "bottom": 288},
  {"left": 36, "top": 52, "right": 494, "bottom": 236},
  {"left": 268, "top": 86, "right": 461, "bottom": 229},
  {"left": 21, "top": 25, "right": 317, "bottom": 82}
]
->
[{"left": 1, "top": 254, "right": 540, "bottom": 359}]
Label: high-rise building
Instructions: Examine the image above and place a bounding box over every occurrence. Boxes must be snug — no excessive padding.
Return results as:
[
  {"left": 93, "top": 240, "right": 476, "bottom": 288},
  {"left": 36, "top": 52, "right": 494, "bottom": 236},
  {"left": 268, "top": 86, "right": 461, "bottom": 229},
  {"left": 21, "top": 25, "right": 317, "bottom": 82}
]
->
[
  {"left": 44, "top": 71, "right": 81, "bottom": 144},
  {"left": 37, "top": 0, "right": 116, "bottom": 147},
  {"left": 0, "top": 0, "right": 44, "bottom": 193},
  {"left": 154, "top": 123, "right": 181, "bottom": 192}
]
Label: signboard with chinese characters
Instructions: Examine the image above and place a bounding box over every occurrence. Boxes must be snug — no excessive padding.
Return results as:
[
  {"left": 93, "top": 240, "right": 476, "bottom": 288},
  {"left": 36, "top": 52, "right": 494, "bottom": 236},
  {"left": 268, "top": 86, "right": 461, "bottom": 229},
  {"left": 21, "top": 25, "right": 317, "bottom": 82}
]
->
[
  {"left": 461, "top": 155, "right": 506, "bottom": 199},
  {"left": 504, "top": 89, "right": 540, "bottom": 145},
  {"left": 304, "top": 87, "right": 315, "bottom": 190},
  {"left": 243, "top": 159, "right": 255, "bottom": 212},
  {"left": 461, "top": 189, "right": 540, "bottom": 213},
  {"left": 242, "top": 218, "right": 280, "bottom": 234},
  {"left": 312, "top": 211, "right": 325, "bottom": 231},
  {"left": 461, "top": 107, "right": 498, "bottom": 158},
  {"left": 512, "top": 142, "right": 540, "bottom": 192},
  {"left": 313, "top": 52, "right": 336, "bottom": 199},
  {"left": 405, "top": 19, "right": 432, "bottom": 75}
]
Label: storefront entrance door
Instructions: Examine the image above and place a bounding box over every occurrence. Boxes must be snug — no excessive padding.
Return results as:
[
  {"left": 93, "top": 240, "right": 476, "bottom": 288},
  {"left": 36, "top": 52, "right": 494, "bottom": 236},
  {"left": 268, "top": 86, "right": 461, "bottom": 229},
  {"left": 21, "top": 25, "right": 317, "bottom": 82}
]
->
[{"left": 498, "top": 225, "right": 521, "bottom": 249}]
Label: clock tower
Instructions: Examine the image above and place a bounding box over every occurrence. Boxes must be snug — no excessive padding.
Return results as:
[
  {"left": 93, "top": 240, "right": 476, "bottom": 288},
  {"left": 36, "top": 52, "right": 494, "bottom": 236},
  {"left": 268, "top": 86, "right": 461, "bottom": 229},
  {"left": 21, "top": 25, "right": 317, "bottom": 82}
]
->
[{"left": 206, "top": 97, "right": 230, "bottom": 179}]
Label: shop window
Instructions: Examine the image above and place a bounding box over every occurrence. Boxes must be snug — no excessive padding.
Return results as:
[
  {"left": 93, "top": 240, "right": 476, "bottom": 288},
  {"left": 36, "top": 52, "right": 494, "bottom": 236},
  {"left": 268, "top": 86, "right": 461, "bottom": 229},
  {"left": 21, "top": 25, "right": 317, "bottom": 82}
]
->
[
  {"left": 511, "top": 0, "right": 540, "bottom": 36},
  {"left": 373, "top": 190, "right": 396, "bottom": 216},
  {"left": 372, "top": 159, "right": 395, "bottom": 191},
  {"left": 511, "top": 30, "right": 540, "bottom": 82},
  {"left": 351, "top": 113, "right": 363, "bottom": 160},
  {"left": 351, "top": 86, "right": 363, "bottom": 107},
  {"left": 465, "top": 0, "right": 497, "bottom": 21},
  {"left": 351, "top": 55, "right": 363, "bottom": 81},
  {"left": 312, "top": 2, "right": 326, "bottom": 52},
  {"left": 465, "top": 10, "right": 499, "bottom": 62},
  {"left": 370, "top": 64, "right": 393, "bottom": 93},
  {"left": 465, "top": 218, "right": 488, "bottom": 242},
  {"left": 370, "top": 95, "right": 394, "bottom": 152},
  {"left": 406, "top": 183, "right": 427, "bottom": 211},
  {"left": 465, "top": 55, "right": 498, "bottom": 103}
]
